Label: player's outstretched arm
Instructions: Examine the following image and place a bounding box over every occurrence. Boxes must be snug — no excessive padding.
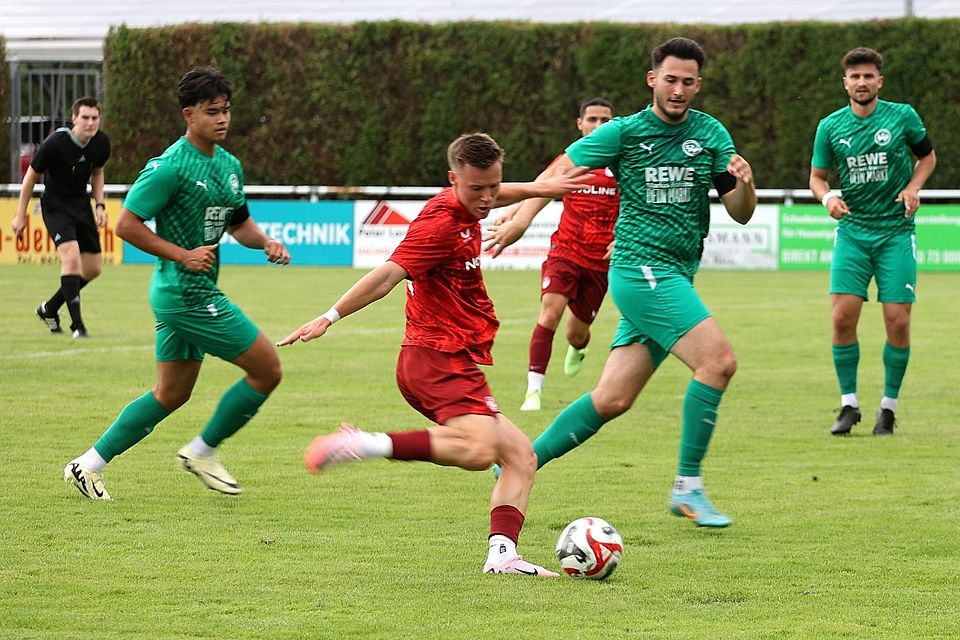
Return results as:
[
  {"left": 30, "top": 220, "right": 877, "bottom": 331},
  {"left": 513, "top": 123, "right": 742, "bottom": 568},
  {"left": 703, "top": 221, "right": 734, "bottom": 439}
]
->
[
  {"left": 227, "top": 217, "right": 290, "bottom": 264},
  {"left": 497, "top": 158, "right": 588, "bottom": 207},
  {"left": 483, "top": 159, "right": 567, "bottom": 258},
  {"left": 277, "top": 260, "right": 408, "bottom": 346}
]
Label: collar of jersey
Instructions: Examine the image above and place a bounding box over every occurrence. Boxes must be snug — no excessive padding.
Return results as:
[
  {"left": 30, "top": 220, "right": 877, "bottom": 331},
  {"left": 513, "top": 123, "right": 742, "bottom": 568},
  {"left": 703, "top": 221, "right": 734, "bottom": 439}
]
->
[{"left": 57, "top": 127, "right": 92, "bottom": 149}]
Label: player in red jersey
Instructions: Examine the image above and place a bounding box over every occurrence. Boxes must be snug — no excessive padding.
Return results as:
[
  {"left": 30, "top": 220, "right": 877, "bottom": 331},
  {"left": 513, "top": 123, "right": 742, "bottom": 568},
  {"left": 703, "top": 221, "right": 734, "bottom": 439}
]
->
[
  {"left": 278, "top": 133, "right": 589, "bottom": 577},
  {"left": 487, "top": 98, "right": 619, "bottom": 411}
]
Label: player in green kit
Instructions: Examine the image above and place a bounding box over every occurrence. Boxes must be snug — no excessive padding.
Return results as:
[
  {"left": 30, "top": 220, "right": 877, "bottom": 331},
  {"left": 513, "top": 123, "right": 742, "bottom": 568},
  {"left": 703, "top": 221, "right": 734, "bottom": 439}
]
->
[
  {"left": 810, "top": 47, "right": 936, "bottom": 437},
  {"left": 63, "top": 67, "right": 291, "bottom": 500},
  {"left": 486, "top": 37, "right": 755, "bottom": 527}
]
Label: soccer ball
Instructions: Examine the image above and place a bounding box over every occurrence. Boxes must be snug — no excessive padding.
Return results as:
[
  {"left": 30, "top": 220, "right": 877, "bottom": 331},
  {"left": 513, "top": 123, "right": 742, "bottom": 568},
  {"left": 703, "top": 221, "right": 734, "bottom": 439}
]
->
[{"left": 555, "top": 517, "right": 624, "bottom": 580}]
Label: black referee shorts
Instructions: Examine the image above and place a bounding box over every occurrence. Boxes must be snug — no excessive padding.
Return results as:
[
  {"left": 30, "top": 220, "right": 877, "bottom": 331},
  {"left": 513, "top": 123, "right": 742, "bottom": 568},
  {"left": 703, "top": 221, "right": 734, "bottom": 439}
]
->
[{"left": 40, "top": 194, "right": 102, "bottom": 253}]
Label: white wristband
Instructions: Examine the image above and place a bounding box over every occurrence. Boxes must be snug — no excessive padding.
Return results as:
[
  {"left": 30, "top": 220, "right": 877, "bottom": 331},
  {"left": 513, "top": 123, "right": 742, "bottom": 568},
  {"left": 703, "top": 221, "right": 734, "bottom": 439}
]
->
[
  {"left": 321, "top": 307, "right": 341, "bottom": 324},
  {"left": 821, "top": 191, "right": 838, "bottom": 208}
]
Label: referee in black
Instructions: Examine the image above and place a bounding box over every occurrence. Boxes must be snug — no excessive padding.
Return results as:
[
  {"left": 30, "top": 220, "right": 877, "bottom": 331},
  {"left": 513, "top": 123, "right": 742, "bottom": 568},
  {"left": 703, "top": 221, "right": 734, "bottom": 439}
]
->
[{"left": 13, "top": 97, "right": 111, "bottom": 338}]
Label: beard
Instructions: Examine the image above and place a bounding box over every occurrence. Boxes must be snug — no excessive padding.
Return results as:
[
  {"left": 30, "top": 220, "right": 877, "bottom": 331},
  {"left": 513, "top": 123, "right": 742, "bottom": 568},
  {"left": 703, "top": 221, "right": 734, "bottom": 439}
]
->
[{"left": 655, "top": 94, "right": 689, "bottom": 122}]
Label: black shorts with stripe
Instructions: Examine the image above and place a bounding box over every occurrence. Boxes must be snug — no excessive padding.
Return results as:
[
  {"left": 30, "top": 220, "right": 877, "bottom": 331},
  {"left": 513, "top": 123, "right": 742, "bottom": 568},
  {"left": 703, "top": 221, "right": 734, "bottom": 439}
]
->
[{"left": 40, "top": 194, "right": 101, "bottom": 253}]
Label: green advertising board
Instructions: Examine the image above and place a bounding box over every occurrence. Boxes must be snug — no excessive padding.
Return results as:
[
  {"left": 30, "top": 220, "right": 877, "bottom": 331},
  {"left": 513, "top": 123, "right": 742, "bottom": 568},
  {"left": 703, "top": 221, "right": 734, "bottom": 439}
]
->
[{"left": 779, "top": 205, "right": 960, "bottom": 271}]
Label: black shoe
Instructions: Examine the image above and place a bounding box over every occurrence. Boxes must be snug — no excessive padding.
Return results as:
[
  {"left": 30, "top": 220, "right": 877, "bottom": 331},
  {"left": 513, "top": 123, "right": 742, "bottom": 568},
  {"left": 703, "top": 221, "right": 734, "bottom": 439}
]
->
[
  {"left": 36, "top": 303, "right": 63, "bottom": 334},
  {"left": 831, "top": 405, "right": 861, "bottom": 435},
  {"left": 71, "top": 325, "right": 89, "bottom": 339},
  {"left": 873, "top": 408, "right": 896, "bottom": 436}
]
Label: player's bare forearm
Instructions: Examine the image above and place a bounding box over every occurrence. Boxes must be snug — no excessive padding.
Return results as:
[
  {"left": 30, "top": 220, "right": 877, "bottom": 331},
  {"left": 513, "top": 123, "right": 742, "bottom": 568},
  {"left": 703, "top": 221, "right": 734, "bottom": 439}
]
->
[
  {"left": 227, "top": 217, "right": 269, "bottom": 248},
  {"left": 899, "top": 150, "right": 937, "bottom": 217},
  {"left": 116, "top": 209, "right": 194, "bottom": 264},
  {"left": 13, "top": 168, "right": 39, "bottom": 238},
  {"left": 722, "top": 154, "right": 756, "bottom": 224},
  {"left": 498, "top": 160, "right": 588, "bottom": 206},
  {"left": 277, "top": 261, "right": 408, "bottom": 346},
  {"left": 722, "top": 182, "right": 756, "bottom": 225},
  {"left": 809, "top": 171, "right": 832, "bottom": 202},
  {"left": 227, "top": 218, "right": 291, "bottom": 263},
  {"left": 90, "top": 168, "right": 106, "bottom": 206},
  {"left": 483, "top": 196, "right": 549, "bottom": 257},
  {"left": 810, "top": 166, "right": 849, "bottom": 220},
  {"left": 332, "top": 261, "right": 408, "bottom": 319}
]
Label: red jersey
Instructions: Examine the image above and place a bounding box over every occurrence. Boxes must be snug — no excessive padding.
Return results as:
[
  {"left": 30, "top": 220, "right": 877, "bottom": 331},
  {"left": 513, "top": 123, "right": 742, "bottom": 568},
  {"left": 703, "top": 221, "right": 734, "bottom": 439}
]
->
[
  {"left": 388, "top": 188, "right": 499, "bottom": 365},
  {"left": 547, "top": 165, "right": 619, "bottom": 271}
]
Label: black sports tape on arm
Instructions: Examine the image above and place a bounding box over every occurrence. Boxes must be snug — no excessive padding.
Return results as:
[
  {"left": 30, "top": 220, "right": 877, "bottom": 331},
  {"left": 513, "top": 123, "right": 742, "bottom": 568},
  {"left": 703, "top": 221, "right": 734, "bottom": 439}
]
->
[
  {"left": 909, "top": 135, "right": 934, "bottom": 158},
  {"left": 713, "top": 172, "right": 737, "bottom": 197},
  {"left": 230, "top": 203, "right": 251, "bottom": 226}
]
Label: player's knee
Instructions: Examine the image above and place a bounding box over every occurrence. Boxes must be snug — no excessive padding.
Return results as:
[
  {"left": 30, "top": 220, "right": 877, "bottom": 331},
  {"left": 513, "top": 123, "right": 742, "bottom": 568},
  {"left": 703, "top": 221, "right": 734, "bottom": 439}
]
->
[
  {"left": 884, "top": 311, "right": 910, "bottom": 335},
  {"left": 565, "top": 326, "right": 589, "bottom": 346},
  {"left": 259, "top": 360, "right": 283, "bottom": 392},
  {"left": 497, "top": 438, "right": 536, "bottom": 478},
  {"left": 247, "top": 350, "right": 283, "bottom": 393},
  {"left": 155, "top": 388, "right": 191, "bottom": 411},
  {"left": 719, "top": 352, "right": 738, "bottom": 380},
  {"left": 462, "top": 439, "right": 498, "bottom": 471},
  {"left": 832, "top": 308, "right": 857, "bottom": 332},
  {"left": 593, "top": 391, "right": 634, "bottom": 419},
  {"left": 82, "top": 263, "right": 102, "bottom": 281}
]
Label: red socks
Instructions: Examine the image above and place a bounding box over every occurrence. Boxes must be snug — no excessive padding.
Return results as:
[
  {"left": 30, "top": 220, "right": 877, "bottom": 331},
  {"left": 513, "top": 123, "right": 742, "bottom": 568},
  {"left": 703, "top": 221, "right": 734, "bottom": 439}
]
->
[
  {"left": 387, "top": 430, "right": 431, "bottom": 461},
  {"left": 489, "top": 504, "right": 525, "bottom": 543},
  {"left": 528, "top": 324, "right": 555, "bottom": 374}
]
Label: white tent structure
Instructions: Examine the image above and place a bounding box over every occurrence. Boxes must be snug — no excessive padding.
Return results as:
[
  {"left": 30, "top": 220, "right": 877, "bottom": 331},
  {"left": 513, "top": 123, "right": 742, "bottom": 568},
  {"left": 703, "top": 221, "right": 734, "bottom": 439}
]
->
[
  {"left": 3, "top": 0, "right": 959, "bottom": 182},
  {"left": 4, "top": 0, "right": 960, "bottom": 61}
]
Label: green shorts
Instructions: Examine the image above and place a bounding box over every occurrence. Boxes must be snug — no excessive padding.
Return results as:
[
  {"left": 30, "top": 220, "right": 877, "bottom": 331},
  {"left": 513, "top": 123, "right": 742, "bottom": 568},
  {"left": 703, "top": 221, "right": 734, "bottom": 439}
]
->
[
  {"left": 608, "top": 265, "right": 711, "bottom": 368},
  {"left": 830, "top": 227, "right": 917, "bottom": 303},
  {"left": 153, "top": 294, "right": 260, "bottom": 362}
]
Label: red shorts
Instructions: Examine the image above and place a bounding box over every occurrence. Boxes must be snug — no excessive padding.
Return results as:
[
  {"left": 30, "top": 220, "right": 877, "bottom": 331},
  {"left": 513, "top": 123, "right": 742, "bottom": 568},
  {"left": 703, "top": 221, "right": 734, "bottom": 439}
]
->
[
  {"left": 540, "top": 256, "right": 609, "bottom": 324},
  {"left": 396, "top": 345, "right": 500, "bottom": 424}
]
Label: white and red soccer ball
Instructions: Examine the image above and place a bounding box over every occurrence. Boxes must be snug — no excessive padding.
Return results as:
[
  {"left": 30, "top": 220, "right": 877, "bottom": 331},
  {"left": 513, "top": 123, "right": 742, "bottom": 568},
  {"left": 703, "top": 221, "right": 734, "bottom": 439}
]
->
[{"left": 555, "top": 517, "right": 624, "bottom": 580}]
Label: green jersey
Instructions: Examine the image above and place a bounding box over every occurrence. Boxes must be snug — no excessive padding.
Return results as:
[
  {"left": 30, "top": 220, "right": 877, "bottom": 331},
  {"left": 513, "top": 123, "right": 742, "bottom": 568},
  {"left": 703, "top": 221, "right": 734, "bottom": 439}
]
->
[
  {"left": 124, "top": 137, "right": 246, "bottom": 311},
  {"left": 811, "top": 99, "right": 927, "bottom": 234},
  {"left": 566, "top": 106, "right": 735, "bottom": 277}
]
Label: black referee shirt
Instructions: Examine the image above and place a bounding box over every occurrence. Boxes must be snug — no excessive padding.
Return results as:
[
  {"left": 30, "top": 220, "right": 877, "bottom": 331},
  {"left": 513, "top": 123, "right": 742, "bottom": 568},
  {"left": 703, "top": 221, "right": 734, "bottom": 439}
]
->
[{"left": 31, "top": 128, "right": 111, "bottom": 198}]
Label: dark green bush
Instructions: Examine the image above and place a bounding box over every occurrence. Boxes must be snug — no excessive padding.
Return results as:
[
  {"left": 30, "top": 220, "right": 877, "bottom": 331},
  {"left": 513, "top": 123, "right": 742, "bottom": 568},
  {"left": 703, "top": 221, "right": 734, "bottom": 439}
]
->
[{"left": 95, "top": 20, "right": 958, "bottom": 188}]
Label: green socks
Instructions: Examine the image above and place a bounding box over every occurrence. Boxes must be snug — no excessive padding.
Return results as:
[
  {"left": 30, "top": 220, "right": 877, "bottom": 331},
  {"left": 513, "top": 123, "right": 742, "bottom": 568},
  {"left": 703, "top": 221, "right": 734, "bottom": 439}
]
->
[
  {"left": 832, "top": 342, "right": 860, "bottom": 395},
  {"left": 93, "top": 391, "right": 171, "bottom": 462},
  {"left": 883, "top": 342, "right": 910, "bottom": 399},
  {"left": 530, "top": 382, "right": 724, "bottom": 476},
  {"left": 677, "top": 379, "right": 723, "bottom": 477},
  {"left": 532, "top": 393, "right": 606, "bottom": 469},
  {"left": 200, "top": 378, "right": 269, "bottom": 448}
]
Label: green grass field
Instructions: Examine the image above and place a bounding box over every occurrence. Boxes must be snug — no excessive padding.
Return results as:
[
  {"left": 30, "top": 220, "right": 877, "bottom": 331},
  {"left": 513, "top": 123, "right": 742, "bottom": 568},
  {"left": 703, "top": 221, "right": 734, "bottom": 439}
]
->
[{"left": 1, "top": 263, "right": 958, "bottom": 639}]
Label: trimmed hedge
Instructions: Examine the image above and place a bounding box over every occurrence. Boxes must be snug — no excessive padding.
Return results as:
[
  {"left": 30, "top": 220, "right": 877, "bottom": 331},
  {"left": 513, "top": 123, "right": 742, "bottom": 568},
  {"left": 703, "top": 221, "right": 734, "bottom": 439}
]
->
[{"left": 102, "top": 20, "right": 959, "bottom": 188}]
